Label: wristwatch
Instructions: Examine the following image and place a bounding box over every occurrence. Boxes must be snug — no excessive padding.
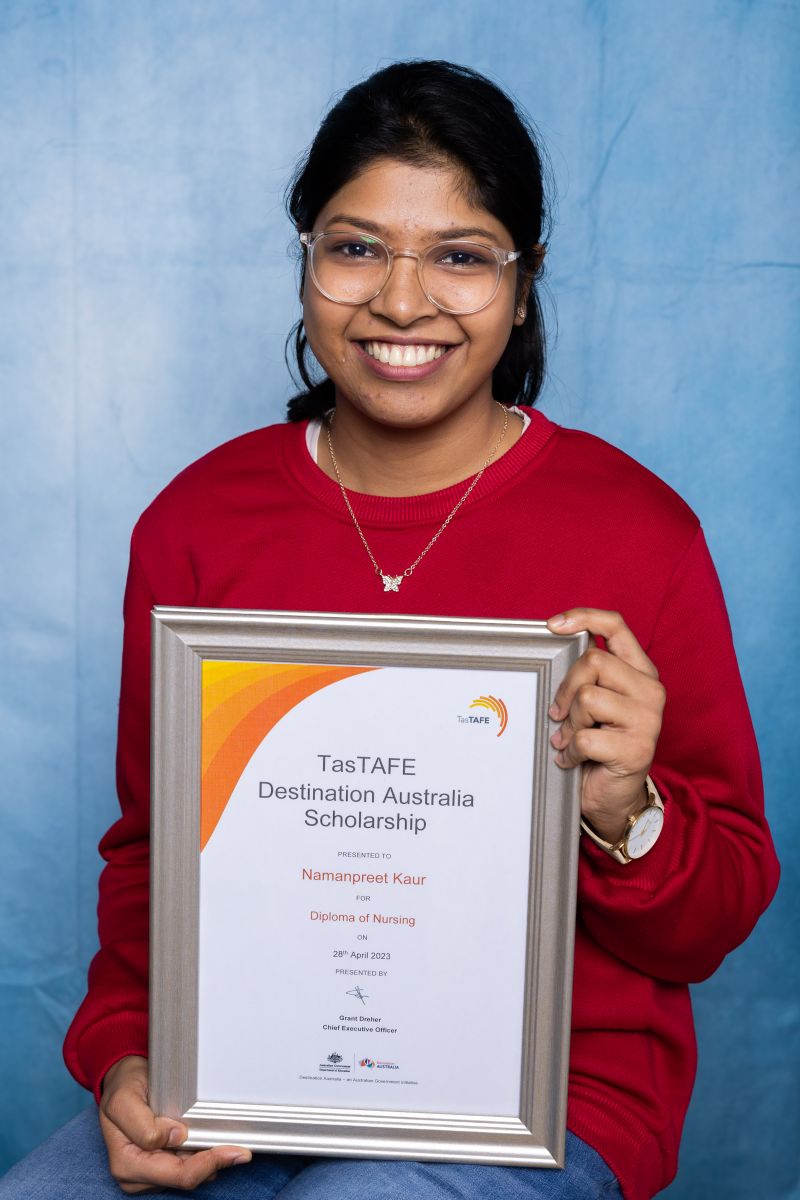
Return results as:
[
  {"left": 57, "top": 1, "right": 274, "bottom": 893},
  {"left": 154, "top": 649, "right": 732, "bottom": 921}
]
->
[{"left": 580, "top": 776, "right": 665, "bottom": 864}]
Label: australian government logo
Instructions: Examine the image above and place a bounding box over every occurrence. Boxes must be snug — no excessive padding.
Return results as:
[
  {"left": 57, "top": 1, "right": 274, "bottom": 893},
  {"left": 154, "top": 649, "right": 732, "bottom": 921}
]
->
[
  {"left": 320, "top": 1051, "right": 351, "bottom": 1073},
  {"left": 457, "top": 695, "right": 508, "bottom": 737}
]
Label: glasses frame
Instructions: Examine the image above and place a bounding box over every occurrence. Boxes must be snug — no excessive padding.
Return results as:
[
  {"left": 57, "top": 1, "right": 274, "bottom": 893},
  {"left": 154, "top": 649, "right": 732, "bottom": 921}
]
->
[{"left": 299, "top": 229, "right": 523, "bottom": 316}]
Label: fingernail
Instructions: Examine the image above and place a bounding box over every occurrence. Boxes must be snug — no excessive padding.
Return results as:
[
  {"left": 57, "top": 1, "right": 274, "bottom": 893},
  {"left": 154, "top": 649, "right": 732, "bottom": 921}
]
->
[
  {"left": 548, "top": 701, "right": 560, "bottom": 719},
  {"left": 555, "top": 751, "right": 566, "bottom": 767},
  {"left": 167, "top": 1127, "right": 184, "bottom": 1147},
  {"left": 548, "top": 613, "right": 568, "bottom": 628},
  {"left": 550, "top": 730, "right": 562, "bottom": 748},
  {"left": 229, "top": 1154, "right": 251, "bottom": 1166}
]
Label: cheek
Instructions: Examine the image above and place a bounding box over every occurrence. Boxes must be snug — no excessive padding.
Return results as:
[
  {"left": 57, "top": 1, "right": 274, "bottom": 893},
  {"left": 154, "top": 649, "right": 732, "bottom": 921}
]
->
[
  {"left": 467, "top": 310, "right": 515, "bottom": 365},
  {"left": 302, "top": 296, "right": 348, "bottom": 368}
]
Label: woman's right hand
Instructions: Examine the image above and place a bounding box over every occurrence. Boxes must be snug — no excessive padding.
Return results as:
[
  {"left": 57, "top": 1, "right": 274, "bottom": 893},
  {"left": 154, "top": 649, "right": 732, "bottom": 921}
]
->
[{"left": 99, "top": 1055, "right": 252, "bottom": 1194}]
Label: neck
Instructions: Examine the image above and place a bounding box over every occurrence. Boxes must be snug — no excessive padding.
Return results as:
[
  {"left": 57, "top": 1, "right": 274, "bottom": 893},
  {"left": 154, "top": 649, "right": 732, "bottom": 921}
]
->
[{"left": 317, "top": 395, "right": 522, "bottom": 497}]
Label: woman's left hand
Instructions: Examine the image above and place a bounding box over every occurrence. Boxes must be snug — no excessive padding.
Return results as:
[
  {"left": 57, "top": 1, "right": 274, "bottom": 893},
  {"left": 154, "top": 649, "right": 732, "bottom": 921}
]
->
[{"left": 546, "top": 608, "right": 666, "bottom": 846}]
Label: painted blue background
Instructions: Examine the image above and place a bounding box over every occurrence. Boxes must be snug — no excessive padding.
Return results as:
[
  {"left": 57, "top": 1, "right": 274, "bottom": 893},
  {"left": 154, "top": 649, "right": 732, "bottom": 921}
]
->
[{"left": 1, "top": 2, "right": 797, "bottom": 1195}]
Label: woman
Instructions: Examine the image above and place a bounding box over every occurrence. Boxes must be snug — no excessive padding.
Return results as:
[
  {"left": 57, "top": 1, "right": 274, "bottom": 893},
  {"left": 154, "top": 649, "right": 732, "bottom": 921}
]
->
[{"left": 3, "top": 59, "right": 778, "bottom": 1200}]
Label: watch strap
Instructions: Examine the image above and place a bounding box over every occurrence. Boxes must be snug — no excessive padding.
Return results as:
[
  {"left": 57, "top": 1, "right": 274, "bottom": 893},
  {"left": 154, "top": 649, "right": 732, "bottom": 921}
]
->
[{"left": 580, "top": 775, "right": 664, "bottom": 864}]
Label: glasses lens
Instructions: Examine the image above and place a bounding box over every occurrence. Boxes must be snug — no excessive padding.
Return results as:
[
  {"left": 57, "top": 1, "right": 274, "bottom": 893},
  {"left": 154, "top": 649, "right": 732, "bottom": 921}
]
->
[
  {"left": 311, "top": 233, "right": 389, "bottom": 303},
  {"left": 421, "top": 242, "right": 501, "bottom": 313}
]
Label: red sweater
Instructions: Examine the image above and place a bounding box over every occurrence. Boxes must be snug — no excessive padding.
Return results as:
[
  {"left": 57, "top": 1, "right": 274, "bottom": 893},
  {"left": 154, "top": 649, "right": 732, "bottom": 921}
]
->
[{"left": 64, "top": 408, "right": 779, "bottom": 1199}]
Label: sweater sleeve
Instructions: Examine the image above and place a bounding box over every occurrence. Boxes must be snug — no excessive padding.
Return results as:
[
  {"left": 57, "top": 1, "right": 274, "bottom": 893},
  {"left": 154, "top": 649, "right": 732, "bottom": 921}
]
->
[
  {"left": 577, "top": 527, "right": 780, "bottom": 983},
  {"left": 62, "top": 539, "right": 154, "bottom": 1100}
]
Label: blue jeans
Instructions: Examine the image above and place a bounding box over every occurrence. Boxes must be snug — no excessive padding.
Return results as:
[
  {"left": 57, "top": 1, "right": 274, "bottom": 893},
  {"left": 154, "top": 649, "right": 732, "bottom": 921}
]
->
[{"left": 0, "top": 1108, "right": 622, "bottom": 1198}]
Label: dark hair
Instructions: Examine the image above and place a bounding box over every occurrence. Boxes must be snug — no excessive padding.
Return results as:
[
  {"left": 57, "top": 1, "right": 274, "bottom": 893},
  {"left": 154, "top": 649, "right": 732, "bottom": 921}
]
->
[{"left": 284, "top": 60, "right": 553, "bottom": 421}]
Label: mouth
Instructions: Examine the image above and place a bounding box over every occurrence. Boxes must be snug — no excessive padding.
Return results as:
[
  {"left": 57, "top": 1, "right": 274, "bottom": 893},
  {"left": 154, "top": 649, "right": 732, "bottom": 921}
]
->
[
  {"left": 359, "top": 340, "right": 454, "bottom": 367},
  {"left": 352, "top": 338, "right": 461, "bottom": 381}
]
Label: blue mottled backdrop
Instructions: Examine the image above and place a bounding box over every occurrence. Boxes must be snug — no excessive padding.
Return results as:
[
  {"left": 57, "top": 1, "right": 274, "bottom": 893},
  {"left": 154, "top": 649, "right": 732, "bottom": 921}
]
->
[{"left": 1, "top": 2, "right": 797, "bottom": 1195}]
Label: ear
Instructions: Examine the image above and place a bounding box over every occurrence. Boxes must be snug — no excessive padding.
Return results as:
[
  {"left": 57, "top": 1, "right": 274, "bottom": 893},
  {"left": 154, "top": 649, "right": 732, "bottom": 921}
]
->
[{"left": 513, "top": 264, "right": 535, "bottom": 325}]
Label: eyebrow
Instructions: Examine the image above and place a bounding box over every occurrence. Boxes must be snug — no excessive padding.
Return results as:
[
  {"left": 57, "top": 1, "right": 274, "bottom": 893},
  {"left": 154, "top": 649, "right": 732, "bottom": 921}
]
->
[{"left": 322, "top": 213, "right": 503, "bottom": 243}]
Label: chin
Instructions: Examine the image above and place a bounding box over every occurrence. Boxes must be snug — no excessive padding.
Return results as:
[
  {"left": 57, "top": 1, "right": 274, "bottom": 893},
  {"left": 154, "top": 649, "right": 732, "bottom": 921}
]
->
[{"left": 362, "top": 400, "right": 455, "bottom": 430}]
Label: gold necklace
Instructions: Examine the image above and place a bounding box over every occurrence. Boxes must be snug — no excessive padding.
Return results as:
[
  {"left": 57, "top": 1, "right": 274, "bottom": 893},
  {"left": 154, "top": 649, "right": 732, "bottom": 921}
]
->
[{"left": 326, "top": 402, "right": 509, "bottom": 592}]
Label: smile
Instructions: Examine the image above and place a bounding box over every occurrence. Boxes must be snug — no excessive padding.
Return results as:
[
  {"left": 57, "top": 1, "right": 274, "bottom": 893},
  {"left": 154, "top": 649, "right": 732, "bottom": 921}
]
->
[{"left": 361, "top": 341, "right": 450, "bottom": 366}]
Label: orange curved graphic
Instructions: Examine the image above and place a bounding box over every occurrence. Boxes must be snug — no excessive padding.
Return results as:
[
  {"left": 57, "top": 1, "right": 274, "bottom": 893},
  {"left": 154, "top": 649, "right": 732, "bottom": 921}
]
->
[
  {"left": 201, "top": 661, "right": 374, "bottom": 851},
  {"left": 469, "top": 695, "right": 508, "bottom": 736}
]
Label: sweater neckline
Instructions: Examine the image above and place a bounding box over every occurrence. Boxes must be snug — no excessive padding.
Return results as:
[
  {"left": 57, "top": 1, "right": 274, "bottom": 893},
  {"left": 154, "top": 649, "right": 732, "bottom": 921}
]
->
[{"left": 280, "top": 405, "right": 556, "bottom": 527}]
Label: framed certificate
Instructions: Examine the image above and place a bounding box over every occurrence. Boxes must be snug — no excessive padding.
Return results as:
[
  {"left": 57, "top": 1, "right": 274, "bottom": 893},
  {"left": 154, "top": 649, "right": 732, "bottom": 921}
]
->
[{"left": 149, "top": 609, "right": 588, "bottom": 1167}]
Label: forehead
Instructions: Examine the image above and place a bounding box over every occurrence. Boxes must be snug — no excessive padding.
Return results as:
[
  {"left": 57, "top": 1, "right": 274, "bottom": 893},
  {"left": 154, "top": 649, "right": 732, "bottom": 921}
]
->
[{"left": 315, "top": 158, "right": 510, "bottom": 244}]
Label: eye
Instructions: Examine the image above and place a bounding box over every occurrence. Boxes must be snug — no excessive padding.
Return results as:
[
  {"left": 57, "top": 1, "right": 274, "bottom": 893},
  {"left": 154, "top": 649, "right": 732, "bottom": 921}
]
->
[
  {"left": 434, "top": 244, "right": 494, "bottom": 269},
  {"left": 326, "top": 235, "right": 382, "bottom": 259},
  {"left": 340, "top": 241, "right": 376, "bottom": 258}
]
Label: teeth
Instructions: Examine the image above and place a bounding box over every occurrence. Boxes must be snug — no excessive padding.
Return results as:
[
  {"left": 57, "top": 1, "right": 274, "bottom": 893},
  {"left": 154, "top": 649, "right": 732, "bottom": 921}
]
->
[{"left": 364, "top": 341, "right": 448, "bottom": 366}]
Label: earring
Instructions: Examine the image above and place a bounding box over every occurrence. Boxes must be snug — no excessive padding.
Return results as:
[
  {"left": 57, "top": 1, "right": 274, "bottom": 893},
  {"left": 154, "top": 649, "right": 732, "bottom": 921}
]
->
[{"left": 516, "top": 306, "right": 526, "bottom": 320}]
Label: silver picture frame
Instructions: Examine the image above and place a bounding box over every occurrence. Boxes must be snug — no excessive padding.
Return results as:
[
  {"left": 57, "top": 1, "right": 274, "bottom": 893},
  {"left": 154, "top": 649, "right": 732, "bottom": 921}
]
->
[{"left": 149, "top": 608, "right": 588, "bottom": 1167}]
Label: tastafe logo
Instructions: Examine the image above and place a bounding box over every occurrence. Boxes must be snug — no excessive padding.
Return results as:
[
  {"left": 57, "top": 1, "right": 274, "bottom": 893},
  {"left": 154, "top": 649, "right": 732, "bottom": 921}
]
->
[{"left": 468, "top": 695, "right": 508, "bottom": 736}]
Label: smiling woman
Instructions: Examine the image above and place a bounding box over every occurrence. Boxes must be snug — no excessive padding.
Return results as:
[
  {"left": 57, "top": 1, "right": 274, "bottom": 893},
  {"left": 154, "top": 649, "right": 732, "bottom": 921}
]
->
[
  {"left": 1, "top": 59, "right": 778, "bottom": 1200},
  {"left": 298, "top": 158, "right": 526, "bottom": 484}
]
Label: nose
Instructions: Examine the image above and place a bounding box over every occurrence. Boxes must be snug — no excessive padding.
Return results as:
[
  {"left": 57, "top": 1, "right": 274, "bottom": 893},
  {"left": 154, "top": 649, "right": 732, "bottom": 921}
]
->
[{"left": 367, "top": 251, "right": 439, "bottom": 325}]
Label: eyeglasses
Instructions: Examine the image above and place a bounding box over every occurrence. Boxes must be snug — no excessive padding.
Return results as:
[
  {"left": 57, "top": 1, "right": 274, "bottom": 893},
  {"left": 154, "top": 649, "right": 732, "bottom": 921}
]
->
[{"left": 299, "top": 229, "right": 522, "bottom": 315}]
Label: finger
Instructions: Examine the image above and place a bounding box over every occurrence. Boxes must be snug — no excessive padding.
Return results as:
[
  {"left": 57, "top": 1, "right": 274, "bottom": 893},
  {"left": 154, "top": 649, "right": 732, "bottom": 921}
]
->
[
  {"left": 550, "top": 683, "right": 632, "bottom": 749},
  {"left": 550, "top": 647, "right": 664, "bottom": 720},
  {"left": 554, "top": 726, "right": 624, "bottom": 769},
  {"left": 555, "top": 725, "right": 654, "bottom": 773},
  {"left": 100, "top": 1089, "right": 187, "bottom": 1154},
  {"left": 547, "top": 609, "right": 658, "bottom": 677},
  {"left": 112, "top": 1143, "right": 251, "bottom": 1191}
]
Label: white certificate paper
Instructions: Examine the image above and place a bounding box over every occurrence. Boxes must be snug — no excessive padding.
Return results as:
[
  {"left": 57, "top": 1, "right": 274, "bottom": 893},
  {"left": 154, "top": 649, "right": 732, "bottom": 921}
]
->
[{"left": 197, "top": 661, "right": 538, "bottom": 1117}]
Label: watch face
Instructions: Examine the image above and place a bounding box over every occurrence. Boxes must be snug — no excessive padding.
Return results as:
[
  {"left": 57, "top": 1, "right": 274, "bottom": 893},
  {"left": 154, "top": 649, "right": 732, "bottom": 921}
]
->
[{"left": 626, "top": 806, "right": 664, "bottom": 859}]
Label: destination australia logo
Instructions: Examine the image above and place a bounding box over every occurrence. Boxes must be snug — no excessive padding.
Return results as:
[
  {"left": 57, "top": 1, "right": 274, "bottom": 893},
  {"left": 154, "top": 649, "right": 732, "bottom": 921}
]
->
[{"left": 457, "top": 695, "right": 508, "bottom": 737}]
